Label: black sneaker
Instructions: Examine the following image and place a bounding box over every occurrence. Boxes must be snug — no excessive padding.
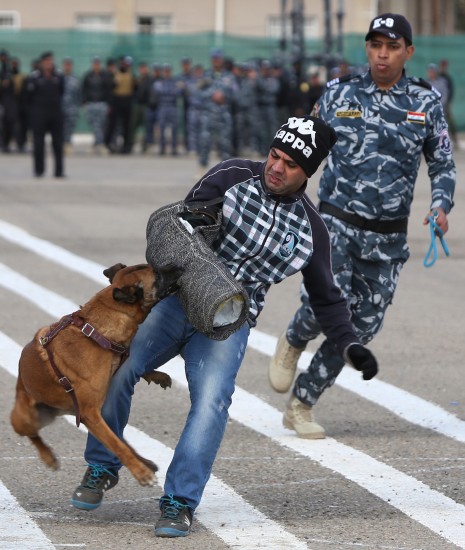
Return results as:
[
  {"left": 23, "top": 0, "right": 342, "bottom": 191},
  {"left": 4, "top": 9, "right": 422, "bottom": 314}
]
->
[
  {"left": 70, "top": 464, "right": 119, "bottom": 511},
  {"left": 154, "top": 494, "right": 193, "bottom": 537}
]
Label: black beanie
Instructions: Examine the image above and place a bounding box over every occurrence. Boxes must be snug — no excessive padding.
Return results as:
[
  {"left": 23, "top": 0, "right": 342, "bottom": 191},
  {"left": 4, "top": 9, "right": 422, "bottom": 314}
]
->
[{"left": 270, "top": 116, "right": 337, "bottom": 178}]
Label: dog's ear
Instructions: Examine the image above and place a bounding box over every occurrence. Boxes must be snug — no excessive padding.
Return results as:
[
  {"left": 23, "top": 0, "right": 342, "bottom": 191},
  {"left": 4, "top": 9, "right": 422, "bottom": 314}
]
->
[
  {"left": 103, "top": 263, "right": 127, "bottom": 283},
  {"left": 112, "top": 286, "right": 144, "bottom": 304}
]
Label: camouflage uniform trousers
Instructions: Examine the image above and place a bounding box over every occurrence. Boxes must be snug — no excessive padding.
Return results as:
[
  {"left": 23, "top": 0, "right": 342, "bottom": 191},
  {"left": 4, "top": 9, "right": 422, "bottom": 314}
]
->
[
  {"left": 84, "top": 102, "right": 108, "bottom": 146},
  {"left": 157, "top": 105, "right": 179, "bottom": 154},
  {"left": 288, "top": 214, "right": 409, "bottom": 406}
]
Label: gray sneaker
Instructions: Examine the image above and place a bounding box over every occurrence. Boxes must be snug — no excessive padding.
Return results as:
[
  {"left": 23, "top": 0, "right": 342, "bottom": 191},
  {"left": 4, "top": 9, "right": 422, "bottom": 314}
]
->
[
  {"left": 70, "top": 464, "right": 119, "bottom": 510},
  {"left": 269, "top": 332, "right": 305, "bottom": 393},
  {"left": 155, "top": 494, "right": 193, "bottom": 537}
]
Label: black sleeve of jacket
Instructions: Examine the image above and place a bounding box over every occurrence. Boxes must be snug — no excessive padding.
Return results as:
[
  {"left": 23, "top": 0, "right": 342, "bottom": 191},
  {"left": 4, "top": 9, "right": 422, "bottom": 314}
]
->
[
  {"left": 301, "top": 200, "right": 359, "bottom": 356},
  {"left": 185, "top": 159, "right": 264, "bottom": 202}
]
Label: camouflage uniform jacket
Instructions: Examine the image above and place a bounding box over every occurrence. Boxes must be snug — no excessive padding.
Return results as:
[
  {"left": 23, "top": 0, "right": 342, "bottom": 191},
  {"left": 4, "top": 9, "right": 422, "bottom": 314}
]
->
[
  {"left": 185, "top": 159, "right": 359, "bottom": 355},
  {"left": 314, "top": 70, "right": 456, "bottom": 221}
]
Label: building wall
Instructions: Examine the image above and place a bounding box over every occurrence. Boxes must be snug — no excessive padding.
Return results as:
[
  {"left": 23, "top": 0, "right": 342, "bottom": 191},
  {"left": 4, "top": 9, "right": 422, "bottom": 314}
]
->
[
  {"left": 135, "top": 0, "right": 216, "bottom": 34},
  {"left": 378, "top": 0, "right": 455, "bottom": 35},
  {"left": 0, "top": 0, "right": 456, "bottom": 36},
  {"left": 0, "top": 0, "right": 384, "bottom": 36}
]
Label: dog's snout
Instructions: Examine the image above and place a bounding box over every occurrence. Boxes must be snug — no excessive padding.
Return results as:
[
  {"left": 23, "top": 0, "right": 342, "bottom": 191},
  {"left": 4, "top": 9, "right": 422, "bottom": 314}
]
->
[{"left": 155, "top": 263, "right": 182, "bottom": 300}]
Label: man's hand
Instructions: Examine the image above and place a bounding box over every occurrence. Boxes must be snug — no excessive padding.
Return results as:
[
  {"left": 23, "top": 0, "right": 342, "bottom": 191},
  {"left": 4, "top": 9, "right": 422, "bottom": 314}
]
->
[
  {"left": 344, "top": 343, "right": 378, "bottom": 380},
  {"left": 423, "top": 207, "right": 448, "bottom": 234}
]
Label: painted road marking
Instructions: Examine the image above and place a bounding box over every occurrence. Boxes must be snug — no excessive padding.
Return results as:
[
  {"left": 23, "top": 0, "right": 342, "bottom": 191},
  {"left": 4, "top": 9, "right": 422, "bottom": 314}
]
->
[
  {"left": 1, "top": 220, "right": 464, "bottom": 444},
  {"left": 1, "top": 264, "right": 465, "bottom": 547},
  {"left": 0, "top": 333, "right": 308, "bottom": 550},
  {"left": 0, "top": 480, "right": 55, "bottom": 550}
]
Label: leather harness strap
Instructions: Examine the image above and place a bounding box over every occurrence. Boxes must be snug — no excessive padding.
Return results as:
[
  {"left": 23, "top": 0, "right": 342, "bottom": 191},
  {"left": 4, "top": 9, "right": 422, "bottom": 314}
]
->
[
  {"left": 41, "top": 345, "right": 82, "bottom": 427},
  {"left": 70, "top": 313, "right": 127, "bottom": 354},
  {"left": 39, "top": 312, "right": 128, "bottom": 427}
]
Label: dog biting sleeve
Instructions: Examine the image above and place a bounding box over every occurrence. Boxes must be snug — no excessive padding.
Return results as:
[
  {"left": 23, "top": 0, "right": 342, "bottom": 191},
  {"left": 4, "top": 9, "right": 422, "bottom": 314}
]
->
[{"left": 146, "top": 200, "right": 249, "bottom": 340}]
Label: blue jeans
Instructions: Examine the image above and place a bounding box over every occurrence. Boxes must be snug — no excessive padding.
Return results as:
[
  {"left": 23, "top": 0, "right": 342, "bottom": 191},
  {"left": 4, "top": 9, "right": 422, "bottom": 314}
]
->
[{"left": 84, "top": 295, "right": 250, "bottom": 511}]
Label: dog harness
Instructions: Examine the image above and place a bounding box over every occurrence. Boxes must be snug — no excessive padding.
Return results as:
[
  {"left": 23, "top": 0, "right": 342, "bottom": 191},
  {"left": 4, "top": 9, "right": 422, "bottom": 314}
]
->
[{"left": 39, "top": 311, "right": 128, "bottom": 427}]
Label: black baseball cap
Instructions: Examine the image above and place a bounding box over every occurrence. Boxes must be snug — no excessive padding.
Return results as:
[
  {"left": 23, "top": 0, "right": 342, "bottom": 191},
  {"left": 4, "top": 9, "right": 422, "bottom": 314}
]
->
[{"left": 365, "top": 13, "right": 413, "bottom": 45}]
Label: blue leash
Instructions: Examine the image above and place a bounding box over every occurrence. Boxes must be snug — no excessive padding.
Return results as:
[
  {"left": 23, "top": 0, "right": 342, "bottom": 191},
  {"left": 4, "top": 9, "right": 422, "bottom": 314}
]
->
[{"left": 423, "top": 211, "right": 450, "bottom": 268}]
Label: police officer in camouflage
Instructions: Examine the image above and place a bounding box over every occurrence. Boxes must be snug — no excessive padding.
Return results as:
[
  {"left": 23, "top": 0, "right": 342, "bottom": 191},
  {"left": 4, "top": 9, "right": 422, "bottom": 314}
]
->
[
  {"left": 235, "top": 62, "right": 260, "bottom": 157},
  {"left": 153, "top": 63, "right": 183, "bottom": 155},
  {"left": 81, "top": 56, "right": 111, "bottom": 154},
  {"left": 197, "top": 49, "right": 237, "bottom": 170},
  {"left": 184, "top": 64, "right": 205, "bottom": 156},
  {"left": 256, "top": 59, "right": 281, "bottom": 155},
  {"left": 269, "top": 13, "right": 456, "bottom": 439}
]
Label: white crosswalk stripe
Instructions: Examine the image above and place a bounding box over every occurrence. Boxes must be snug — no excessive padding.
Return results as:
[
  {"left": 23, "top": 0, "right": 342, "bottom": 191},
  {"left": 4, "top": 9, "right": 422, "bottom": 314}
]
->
[{"left": 1, "top": 222, "right": 464, "bottom": 549}]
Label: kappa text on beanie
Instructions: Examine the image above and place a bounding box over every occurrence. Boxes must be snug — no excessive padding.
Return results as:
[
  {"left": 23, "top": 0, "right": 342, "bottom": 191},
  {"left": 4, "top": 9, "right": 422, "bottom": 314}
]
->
[{"left": 270, "top": 116, "right": 337, "bottom": 178}]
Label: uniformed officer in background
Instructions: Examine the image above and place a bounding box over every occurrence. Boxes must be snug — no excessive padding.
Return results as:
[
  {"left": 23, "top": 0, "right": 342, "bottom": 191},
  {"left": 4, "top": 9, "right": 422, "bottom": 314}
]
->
[
  {"left": 10, "top": 57, "right": 28, "bottom": 152},
  {"left": 61, "top": 56, "right": 81, "bottom": 155},
  {"left": 81, "top": 56, "right": 111, "bottom": 155},
  {"left": 105, "top": 55, "right": 135, "bottom": 154},
  {"left": 26, "top": 51, "right": 65, "bottom": 177},
  {"left": 269, "top": 13, "right": 456, "bottom": 439},
  {"left": 0, "top": 48, "right": 17, "bottom": 153},
  {"left": 256, "top": 59, "right": 280, "bottom": 155},
  {"left": 152, "top": 62, "right": 182, "bottom": 156},
  {"left": 197, "top": 48, "right": 237, "bottom": 170}
]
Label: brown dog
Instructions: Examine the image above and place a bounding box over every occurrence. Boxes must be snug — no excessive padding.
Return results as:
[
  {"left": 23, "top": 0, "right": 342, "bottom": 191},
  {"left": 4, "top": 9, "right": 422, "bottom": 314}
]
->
[{"left": 10, "top": 262, "right": 181, "bottom": 487}]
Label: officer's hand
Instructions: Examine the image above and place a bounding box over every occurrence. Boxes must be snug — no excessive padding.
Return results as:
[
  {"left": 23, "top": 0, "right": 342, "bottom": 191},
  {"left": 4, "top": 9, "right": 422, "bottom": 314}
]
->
[
  {"left": 423, "top": 207, "right": 448, "bottom": 234},
  {"left": 344, "top": 343, "right": 378, "bottom": 380}
]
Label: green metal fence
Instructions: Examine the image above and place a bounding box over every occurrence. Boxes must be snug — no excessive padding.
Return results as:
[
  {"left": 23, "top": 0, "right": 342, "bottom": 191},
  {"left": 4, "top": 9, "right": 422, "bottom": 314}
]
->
[{"left": 1, "top": 29, "right": 463, "bottom": 130}]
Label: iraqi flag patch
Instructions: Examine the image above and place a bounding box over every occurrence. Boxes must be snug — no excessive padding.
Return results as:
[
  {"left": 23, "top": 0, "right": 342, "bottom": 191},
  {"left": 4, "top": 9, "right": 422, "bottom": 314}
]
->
[{"left": 406, "top": 111, "right": 426, "bottom": 124}]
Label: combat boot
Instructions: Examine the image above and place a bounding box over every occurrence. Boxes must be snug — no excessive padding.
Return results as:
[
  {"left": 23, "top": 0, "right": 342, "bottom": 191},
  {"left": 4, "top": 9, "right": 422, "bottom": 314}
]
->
[
  {"left": 268, "top": 332, "right": 304, "bottom": 393},
  {"left": 283, "top": 396, "right": 325, "bottom": 439}
]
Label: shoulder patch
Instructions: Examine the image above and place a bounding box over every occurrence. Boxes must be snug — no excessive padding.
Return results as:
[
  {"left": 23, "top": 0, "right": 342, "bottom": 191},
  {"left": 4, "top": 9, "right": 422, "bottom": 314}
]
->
[
  {"left": 325, "top": 73, "right": 354, "bottom": 88},
  {"left": 409, "top": 77, "right": 442, "bottom": 98},
  {"left": 431, "top": 85, "right": 442, "bottom": 98},
  {"left": 410, "top": 77, "right": 432, "bottom": 90}
]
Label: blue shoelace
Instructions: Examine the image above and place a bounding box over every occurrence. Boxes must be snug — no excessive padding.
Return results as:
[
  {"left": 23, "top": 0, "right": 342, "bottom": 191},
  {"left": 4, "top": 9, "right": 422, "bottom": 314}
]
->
[
  {"left": 84, "top": 463, "right": 116, "bottom": 489},
  {"left": 160, "top": 494, "right": 189, "bottom": 518}
]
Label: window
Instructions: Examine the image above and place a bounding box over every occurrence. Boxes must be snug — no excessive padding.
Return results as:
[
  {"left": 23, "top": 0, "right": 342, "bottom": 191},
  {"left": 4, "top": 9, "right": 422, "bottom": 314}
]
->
[
  {"left": 75, "top": 14, "right": 114, "bottom": 32},
  {"left": 136, "top": 15, "right": 172, "bottom": 34},
  {"left": 267, "top": 15, "right": 317, "bottom": 40},
  {"left": 138, "top": 16, "right": 153, "bottom": 34},
  {"left": 0, "top": 11, "right": 20, "bottom": 29}
]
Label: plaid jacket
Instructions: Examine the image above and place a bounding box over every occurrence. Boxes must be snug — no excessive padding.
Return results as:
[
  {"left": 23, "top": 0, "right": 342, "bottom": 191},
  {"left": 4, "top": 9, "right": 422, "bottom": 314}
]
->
[{"left": 186, "top": 159, "right": 358, "bottom": 355}]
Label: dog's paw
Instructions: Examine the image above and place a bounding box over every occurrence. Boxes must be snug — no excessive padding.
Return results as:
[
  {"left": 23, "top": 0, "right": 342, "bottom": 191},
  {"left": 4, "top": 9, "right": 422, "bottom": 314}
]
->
[
  {"left": 46, "top": 457, "right": 60, "bottom": 471},
  {"left": 37, "top": 446, "right": 60, "bottom": 471},
  {"left": 136, "top": 466, "right": 156, "bottom": 487},
  {"left": 138, "top": 455, "right": 158, "bottom": 473},
  {"left": 142, "top": 371, "right": 172, "bottom": 389}
]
